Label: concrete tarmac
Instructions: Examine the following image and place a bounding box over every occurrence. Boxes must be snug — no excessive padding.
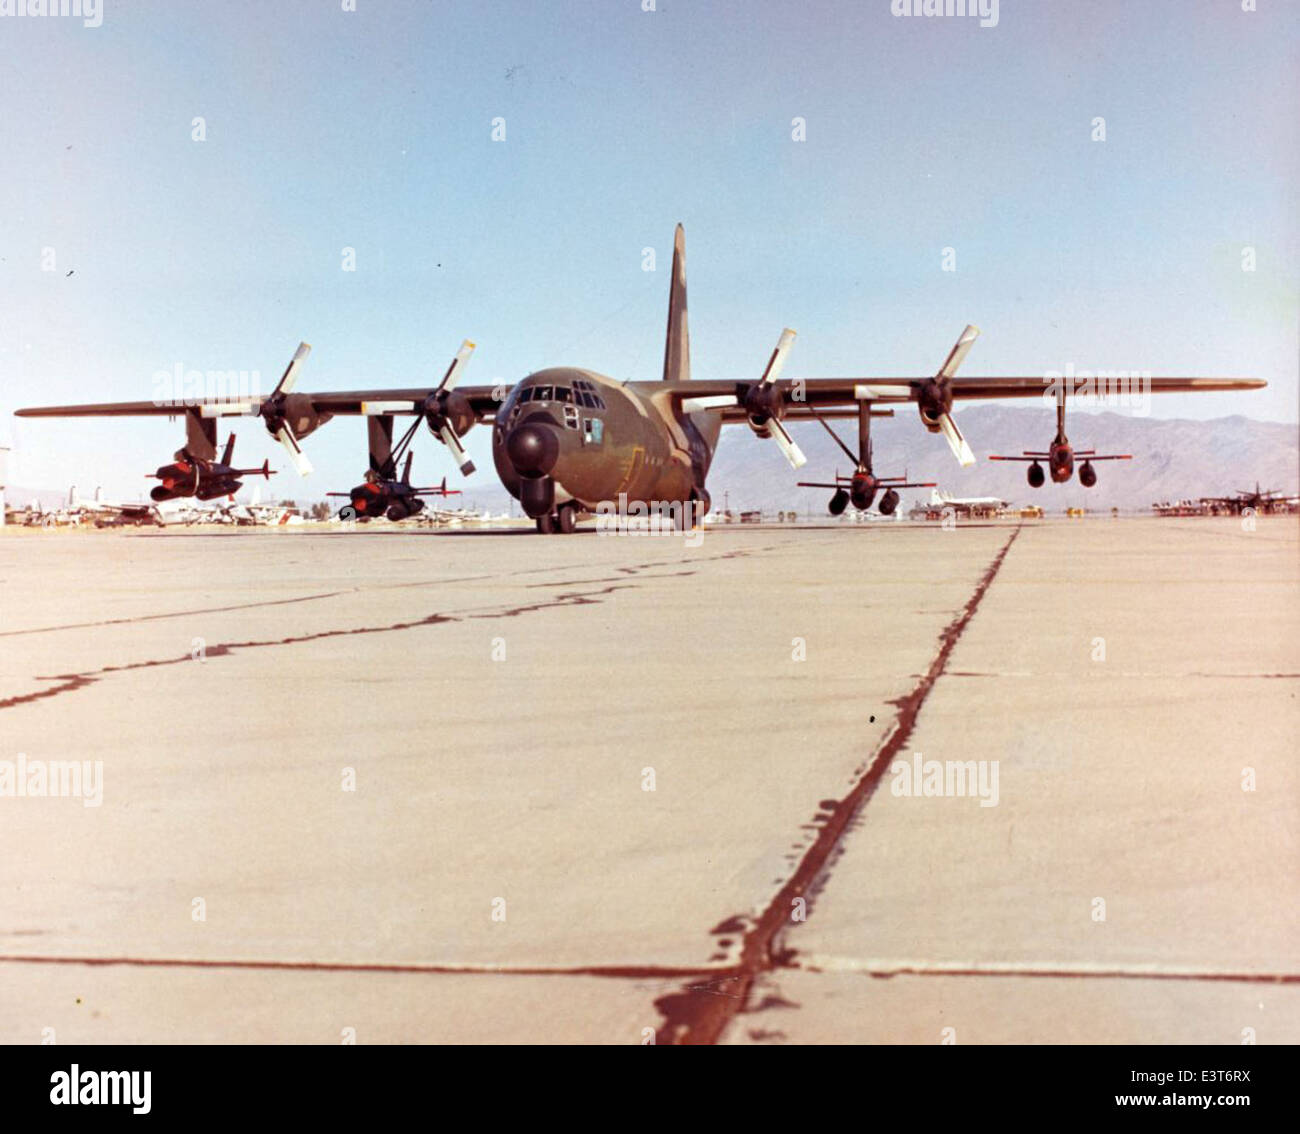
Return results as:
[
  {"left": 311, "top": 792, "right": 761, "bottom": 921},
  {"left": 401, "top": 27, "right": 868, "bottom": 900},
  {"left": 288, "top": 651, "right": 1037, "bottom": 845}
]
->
[{"left": 0, "top": 517, "right": 1295, "bottom": 1044}]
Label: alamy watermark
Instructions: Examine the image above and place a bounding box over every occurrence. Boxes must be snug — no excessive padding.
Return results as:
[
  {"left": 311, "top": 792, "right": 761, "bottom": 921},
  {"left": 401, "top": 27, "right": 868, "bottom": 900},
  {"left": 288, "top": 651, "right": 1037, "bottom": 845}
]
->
[
  {"left": 595, "top": 494, "right": 704, "bottom": 547},
  {"left": 0, "top": 0, "right": 102, "bottom": 28},
  {"left": 891, "top": 0, "right": 999, "bottom": 30},
  {"left": 1, "top": 754, "right": 103, "bottom": 807},
  {"left": 152, "top": 364, "right": 263, "bottom": 408},
  {"left": 890, "top": 752, "right": 999, "bottom": 807},
  {"left": 1043, "top": 365, "right": 1152, "bottom": 416}
]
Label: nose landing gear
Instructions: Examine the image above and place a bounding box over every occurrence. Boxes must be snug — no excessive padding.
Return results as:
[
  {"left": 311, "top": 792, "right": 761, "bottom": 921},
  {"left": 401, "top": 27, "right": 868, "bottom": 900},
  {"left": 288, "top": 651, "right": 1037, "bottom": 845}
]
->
[{"left": 535, "top": 501, "right": 579, "bottom": 534}]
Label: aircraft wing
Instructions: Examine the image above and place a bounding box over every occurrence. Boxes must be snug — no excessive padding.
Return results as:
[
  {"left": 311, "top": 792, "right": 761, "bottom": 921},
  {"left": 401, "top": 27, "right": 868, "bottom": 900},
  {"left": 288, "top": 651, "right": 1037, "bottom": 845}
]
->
[
  {"left": 18, "top": 374, "right": 1262, "bottom": 422},
  {"left": 15, "top": 387, "right": 506, "bottom": 421},
  {"left": 650, "top": 375, "right": 1267, "bottom": 421}
]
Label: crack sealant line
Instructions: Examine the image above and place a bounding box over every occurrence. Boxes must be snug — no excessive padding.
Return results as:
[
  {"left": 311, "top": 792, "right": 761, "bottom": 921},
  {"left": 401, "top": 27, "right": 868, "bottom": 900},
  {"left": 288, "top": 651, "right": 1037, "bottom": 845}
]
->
[
  {"left": 790, "top": 955, "right": 1300, "bottom": 983},
  {"left": 653, "top": 524, "right": 1024, "bottom": 1045}
]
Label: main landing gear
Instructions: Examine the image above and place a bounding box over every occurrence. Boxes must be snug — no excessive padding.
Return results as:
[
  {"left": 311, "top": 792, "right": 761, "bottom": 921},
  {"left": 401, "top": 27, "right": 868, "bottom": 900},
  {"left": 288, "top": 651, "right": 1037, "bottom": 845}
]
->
[{"left": 535, "top": 502, "right": 579, "bottom": 534}]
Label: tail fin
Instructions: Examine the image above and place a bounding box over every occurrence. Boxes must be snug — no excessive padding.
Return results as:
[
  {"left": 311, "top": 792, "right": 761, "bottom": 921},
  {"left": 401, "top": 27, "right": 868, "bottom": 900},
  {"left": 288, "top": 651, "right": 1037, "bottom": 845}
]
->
[
  {"left": 662, "top": 224, "right": 690, "bottom": 383},
  {"left": 221, "top": 433, "right": 236, "bottom": 466}
]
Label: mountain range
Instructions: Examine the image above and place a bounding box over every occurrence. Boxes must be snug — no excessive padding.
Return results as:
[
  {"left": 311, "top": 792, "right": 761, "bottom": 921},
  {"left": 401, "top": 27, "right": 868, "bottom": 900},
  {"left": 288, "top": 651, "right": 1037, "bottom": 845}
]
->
[{"left": 706, "top": 406, "right": 1299, "bottom": 514}]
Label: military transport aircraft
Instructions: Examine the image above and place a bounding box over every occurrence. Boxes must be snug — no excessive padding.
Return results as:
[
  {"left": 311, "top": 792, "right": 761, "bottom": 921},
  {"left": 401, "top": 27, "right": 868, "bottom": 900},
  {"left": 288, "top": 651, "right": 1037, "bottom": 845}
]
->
[
  {"left": 1199, "top": 482, "right": 1300, "bottom": 515},
  {"left": 15, "top": 226, "right": 1266, "bottom": 532}
]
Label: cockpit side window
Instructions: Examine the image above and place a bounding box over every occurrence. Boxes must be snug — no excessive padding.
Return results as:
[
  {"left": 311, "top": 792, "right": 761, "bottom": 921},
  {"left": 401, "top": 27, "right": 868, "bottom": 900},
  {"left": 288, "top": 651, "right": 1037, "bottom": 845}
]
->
[{"left": 518, "top": 386, "right": 534, "bottom": 403}]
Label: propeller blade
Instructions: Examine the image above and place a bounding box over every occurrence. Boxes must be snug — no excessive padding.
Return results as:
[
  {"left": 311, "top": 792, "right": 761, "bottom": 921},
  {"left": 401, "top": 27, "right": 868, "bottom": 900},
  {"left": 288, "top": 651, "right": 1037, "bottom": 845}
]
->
[
  {"left": 759, "top": 328, "right": 797, "bottom": 386},
  {"left": 769, "top": 419, "right": 807, "bottom": 469},
  {"left": 937, "top": 413, "right": 975, "bottom": 467},
  {"left": 681, "top": 394, "right": 738, "bottom": 413},
  {"left": 199, "top": 403, "right": 256, "bottom": 417},
  {"left": 274, "top": 342, "right": 312, "bottom": 397},
  {"left": 436, "top": 339, "right": 476, "bottom": 395},
  {"left": 438, "top": 425, "right": 476, "bottom": 475},
  {"left": 275, "top": 426, "right": 314, "bottom": 475},
  {"left": 854, "top": 383, "right": 910, "bottom": 400},
  {"left": 937, "top": 325, "right": 980, "bottom": 380}
]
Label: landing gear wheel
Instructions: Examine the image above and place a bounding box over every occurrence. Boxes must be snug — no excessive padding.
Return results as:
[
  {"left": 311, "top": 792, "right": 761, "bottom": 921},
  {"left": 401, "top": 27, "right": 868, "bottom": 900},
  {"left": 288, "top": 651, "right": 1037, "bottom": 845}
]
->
[
  {"left": 556, "top": 503, "right": 578, "bottom": 534},
  {"left": 535, "top": 512, "right": 556, "bottom": 535}
]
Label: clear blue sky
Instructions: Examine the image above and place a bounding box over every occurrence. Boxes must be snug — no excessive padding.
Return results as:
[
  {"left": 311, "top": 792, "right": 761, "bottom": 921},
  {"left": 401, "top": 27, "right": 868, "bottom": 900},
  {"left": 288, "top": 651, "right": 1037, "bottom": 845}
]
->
[{"left": 2, "top": 0, "right": 1296, "bottom": 497}]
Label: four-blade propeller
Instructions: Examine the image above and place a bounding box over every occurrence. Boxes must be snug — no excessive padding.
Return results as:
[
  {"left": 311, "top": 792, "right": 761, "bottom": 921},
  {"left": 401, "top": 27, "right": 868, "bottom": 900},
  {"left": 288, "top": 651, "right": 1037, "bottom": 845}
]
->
[
  {"left": 262, "top": 342, "right": 314, "bottom": 475},
  {"left": 682, "top": 328, "right": 807, "bottom": 469},
  {"left": 749, "top": 328, "right": 807, "bottom": 470},
  {"left": 421, "top": 339, "right": 477, "bottom": 475},
  {"left": 924, "top": 324, "right": 979, "bottom": 467},
  {"left": 195, "top": 342, "right": 314, "bottom": 474}
]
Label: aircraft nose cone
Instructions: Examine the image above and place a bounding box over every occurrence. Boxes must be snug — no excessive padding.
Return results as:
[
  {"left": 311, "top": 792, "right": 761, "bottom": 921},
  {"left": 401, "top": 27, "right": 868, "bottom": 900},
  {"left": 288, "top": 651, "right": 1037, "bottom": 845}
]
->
[{"left": 506, "top": 420, "right": 559, "bottom": 477}]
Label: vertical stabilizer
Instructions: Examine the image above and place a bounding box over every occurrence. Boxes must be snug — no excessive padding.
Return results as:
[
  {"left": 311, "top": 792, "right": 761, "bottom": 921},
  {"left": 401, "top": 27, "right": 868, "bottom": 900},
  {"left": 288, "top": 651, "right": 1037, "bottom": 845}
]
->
[{"left": 662, "top": 224, "right": 690, "bottom": 384}]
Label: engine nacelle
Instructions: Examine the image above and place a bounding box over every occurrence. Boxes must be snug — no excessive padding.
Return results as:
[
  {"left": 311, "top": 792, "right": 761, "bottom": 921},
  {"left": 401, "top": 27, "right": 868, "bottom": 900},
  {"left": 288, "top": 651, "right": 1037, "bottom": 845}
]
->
[
  {"left": 743, "top": 383, "right": 785, "bottom": 438},
  {"left": 1027, "top": 461, "right": 1046, "bottom": 488},
  {"left": 878, "top": 489, "right": 900, "bottom": 516},
  {"left": 829, "top": 488, "right": 850, "bottom": 516},
  {"left": 425, "top": 390, "right": 476, "bottom": 440},
  {"left": 268, "top": 392, "right": 331, "bottom": 440},
  {"left": 1078, "top": 460, "right": 1097, "bottom": 488},
  {"left": 917, "top": 378, "right": 952, "bottom": 433}
]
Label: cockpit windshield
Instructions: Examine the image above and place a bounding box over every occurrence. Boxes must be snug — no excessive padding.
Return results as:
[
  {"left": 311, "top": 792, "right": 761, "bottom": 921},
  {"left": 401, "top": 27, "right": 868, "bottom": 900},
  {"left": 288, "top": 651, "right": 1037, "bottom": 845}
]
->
[{"left": 511, "top": 379, "right": 606, "bottom": 413}]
